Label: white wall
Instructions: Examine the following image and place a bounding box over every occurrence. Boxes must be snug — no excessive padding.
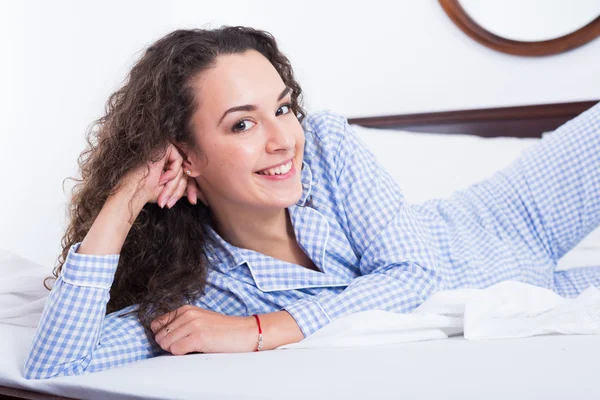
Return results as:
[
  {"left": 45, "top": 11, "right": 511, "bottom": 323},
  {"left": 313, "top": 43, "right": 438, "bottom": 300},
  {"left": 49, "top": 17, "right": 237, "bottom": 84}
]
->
[{"left": 1, "top": 0, "right": 599, "bottom": 267}]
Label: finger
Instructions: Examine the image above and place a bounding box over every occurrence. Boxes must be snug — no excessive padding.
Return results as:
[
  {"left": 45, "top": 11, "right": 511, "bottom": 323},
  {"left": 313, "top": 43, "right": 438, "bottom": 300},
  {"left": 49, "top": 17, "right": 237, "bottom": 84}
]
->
[
  {"left": 158, "top": 170, "right": 176, "bottom": 186},
  {"left": 156, "top": 320, "right": 198, "bottom": 353},
  {"left": 187, "top": 179, "right": 208, "bottom": 206},
  {"left": 152, "top": 305, "right": 194, "bottom": 337},
  {"left": 150, "top": 305, "right": 185, "bottom": 333},
  {"left": 157, "top": 167, "right": 183, "bottom": 208},
  {"left": 166, "top": 143, "right": 184, "bottom": 164},
  {"left": 169, "top": 332, "right": 204, "bottom": 356},
  {"left": 150, "top": 310, "right": 176, "bottom": 334},
  {"left": 158, "top": 145, "right": 183, "bottom": 185},
  {"left": 186, "top": 179, "right": 198, "bottom": 205},
  {"left": 167, "top": 176, "right": 188, "bottom": 209},
  {"left": 195, "top": 182, "right": 209, "bottom": 206}
]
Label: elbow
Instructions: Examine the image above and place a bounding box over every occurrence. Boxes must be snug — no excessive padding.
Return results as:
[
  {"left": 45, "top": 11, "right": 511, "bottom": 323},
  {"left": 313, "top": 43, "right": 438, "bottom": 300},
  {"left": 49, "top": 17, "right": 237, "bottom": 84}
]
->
[
  {"left": 23, "top": 363, "right": 62, "bottom": 380},
  {"left": 23, "top": 355, "right": 87, "bottom": 380},
  {"left": 23, "top": 369, "right": 45, "bottom": 380},
  {"left": 23, "top": 365, "right": 81, "bottom": 380},
  {"left": 23, "top": 364, "right": 51, "bottom": 380}
]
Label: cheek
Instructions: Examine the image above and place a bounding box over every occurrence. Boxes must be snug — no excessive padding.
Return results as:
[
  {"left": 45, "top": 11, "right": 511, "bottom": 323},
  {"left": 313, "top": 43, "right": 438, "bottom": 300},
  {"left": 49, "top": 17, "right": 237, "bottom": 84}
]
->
[
  {"left": 219, "top": 144, "right": 259, "bottom": 176},
  {"left": 289, "top": 118, "right": 305, "bottom": 141},
  {"left": 294, "top": 128, "right": 306, "bottom": 153}
]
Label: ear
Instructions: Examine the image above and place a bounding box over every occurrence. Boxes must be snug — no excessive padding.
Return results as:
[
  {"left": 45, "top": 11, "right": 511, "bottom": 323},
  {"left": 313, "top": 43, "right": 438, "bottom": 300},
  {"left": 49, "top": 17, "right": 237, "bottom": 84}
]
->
[{"left": 174, "top": 141, "right": 200, "bottom": 177}]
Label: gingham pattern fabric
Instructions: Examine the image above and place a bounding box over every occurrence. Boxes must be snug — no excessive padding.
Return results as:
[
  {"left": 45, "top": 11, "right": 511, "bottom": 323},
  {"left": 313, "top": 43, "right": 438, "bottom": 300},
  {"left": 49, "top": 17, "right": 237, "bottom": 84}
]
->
[{"left": 24, "top": 104, "right": 600, "bottom": 379}]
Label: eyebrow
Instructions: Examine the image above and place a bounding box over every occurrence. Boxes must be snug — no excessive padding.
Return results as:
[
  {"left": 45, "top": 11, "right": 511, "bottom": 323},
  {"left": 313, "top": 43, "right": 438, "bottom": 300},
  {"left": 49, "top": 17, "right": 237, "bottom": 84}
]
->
[{"left": 217, "top": 87, "right": 292, "bottom": 127}]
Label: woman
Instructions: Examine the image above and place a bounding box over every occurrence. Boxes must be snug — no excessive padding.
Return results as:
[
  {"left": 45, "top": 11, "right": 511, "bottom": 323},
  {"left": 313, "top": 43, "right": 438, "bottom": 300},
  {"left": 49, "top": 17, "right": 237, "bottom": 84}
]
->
[{"left": 24, "top": 26, "right": 600, "bottom": 379}]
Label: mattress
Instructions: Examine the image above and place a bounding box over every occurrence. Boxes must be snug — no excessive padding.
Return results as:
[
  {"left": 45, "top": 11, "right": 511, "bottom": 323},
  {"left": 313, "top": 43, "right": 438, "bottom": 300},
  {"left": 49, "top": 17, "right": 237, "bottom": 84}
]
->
[{"left": 1, "top": 323, "right": 599, "bottom": 400}]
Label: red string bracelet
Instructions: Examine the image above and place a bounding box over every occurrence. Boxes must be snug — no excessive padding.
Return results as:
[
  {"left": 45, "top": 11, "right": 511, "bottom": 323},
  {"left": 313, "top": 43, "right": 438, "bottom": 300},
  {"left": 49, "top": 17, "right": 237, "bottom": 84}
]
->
[{"left": 252, "top": 314, "right": 263, "bottom": 352}]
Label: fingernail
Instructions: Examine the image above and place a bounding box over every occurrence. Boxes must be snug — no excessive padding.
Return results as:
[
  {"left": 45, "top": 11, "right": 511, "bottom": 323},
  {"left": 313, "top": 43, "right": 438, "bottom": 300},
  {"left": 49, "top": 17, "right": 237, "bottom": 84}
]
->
[
  {"left": 167, "top": 198, "right": 177, "bottom": 208},
  {"left": 159, "top": 198, "right": 167, "bottom": 208}
]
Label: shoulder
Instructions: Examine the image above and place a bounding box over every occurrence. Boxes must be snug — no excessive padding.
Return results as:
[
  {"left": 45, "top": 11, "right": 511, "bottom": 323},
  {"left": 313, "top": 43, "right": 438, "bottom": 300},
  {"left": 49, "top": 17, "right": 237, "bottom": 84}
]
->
[
  {"left": 301, "top": 109, "right": 349, "bottom": 145},
  {"left": 301, "top": 110, "right": 353, "bottom": 170}
]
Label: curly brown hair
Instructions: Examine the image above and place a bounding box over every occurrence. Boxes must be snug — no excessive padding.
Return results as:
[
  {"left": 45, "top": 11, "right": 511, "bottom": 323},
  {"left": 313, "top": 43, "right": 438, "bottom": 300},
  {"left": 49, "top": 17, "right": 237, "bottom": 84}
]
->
[{"left": 49, "top": 26, "right": 306, "bottom": 342}]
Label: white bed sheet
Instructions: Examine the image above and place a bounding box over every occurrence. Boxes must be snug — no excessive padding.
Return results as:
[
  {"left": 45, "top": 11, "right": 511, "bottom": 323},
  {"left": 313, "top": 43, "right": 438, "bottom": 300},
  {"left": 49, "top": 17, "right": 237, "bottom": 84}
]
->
[{"left": 2, "top": 323, "right": 600, "bottom": 400}]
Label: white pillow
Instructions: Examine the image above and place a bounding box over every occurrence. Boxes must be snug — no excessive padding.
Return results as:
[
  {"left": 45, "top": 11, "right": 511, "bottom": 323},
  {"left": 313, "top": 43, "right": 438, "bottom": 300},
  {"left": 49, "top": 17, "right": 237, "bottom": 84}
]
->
[
  {"left": 351, "top": 125, "right": 600, "bottom": 270},
  {"left": 0, "top": 249, "right": 50, "bottom": 328}
]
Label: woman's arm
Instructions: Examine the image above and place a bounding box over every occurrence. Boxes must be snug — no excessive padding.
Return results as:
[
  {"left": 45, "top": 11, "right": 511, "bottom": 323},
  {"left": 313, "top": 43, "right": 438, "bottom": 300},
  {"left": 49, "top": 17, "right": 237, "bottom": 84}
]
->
[
  {"left": 23, "top": 242, "right": 165, "bottom": 379},
  {"left": 24, "top": 186, "right": 158, "bottom": 379},
  {"left": 258, "top": 310, "right": 304, "bottom": 350},
  {"left": 77, "top": 177, "right": 147, "bottom": 256},
  {"left": 283, "top": 111, "right": 441, "bottom": 337},
  {"left": 148, "top": 305, "right": 304, "bottom": 354},
  {"left": 24, "top": 145, "right": 195, "bottom": 379}
]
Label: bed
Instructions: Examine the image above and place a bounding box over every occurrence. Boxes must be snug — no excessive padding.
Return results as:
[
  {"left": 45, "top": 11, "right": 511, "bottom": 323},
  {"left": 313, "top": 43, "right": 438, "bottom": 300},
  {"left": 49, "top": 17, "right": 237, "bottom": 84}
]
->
[{"left": 1, "top": 100, "right": 599, "bottom": 400}]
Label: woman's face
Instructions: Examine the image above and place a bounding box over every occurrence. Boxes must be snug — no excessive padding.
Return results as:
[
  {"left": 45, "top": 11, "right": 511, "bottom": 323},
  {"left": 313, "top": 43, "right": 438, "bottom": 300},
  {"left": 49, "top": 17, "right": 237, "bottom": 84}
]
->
[{"left": 187, "top": 50, "right": 305, "bottom": 212}]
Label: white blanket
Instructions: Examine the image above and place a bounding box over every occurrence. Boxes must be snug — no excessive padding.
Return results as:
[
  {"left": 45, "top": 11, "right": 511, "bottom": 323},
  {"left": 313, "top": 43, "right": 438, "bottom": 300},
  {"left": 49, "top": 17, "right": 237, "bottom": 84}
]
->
[
  {"left": 0, "top": 250, "right": 50, "bottom": 328},
  {"left": 279, "top": 281, "right": 600, "bottom": 349}
]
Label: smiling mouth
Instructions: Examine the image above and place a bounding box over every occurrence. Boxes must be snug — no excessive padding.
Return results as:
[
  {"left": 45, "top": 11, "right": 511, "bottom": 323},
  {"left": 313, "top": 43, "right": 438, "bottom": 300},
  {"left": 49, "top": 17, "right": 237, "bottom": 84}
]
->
[{"left": 255, "top": 160, "right": 294, "bottom": 176}]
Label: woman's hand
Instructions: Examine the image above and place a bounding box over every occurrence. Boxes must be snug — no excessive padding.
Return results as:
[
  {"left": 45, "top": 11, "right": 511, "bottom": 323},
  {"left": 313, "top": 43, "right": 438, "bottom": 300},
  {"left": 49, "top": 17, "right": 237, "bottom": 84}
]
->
[
  {"left": 122, "top": 143, "right": 201, "bottom": 208},
  {"left": 151, "top": 305, "right": 258, "bottom": 354}
]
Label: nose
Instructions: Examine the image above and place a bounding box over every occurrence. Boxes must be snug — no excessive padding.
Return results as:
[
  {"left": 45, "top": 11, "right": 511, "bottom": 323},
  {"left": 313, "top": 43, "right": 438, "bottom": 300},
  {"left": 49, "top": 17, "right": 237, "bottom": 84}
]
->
[{"left": 265, "top": 118, "right": 294, "bottom": 153}]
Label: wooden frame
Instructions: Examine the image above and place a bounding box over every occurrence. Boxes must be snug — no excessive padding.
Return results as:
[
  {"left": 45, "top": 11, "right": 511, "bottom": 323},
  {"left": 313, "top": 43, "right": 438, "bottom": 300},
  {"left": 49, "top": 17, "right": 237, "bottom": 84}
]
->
[
  {"left": 0, "top": 385, "right": 75, "bottom": 400},
  {"left": 439, "top": 0, "right": 600, "bottom": 56},
  {"left": 348, "top": 100, "right": 599, "bottom": 138},
  {"left": 2, "top": 100, "right": 598, "bottom": 400}
]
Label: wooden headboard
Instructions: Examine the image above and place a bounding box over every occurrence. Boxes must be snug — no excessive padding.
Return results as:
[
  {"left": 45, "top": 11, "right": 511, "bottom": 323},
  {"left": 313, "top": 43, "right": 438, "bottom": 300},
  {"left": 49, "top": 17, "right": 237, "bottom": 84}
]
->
[{"left": 347, "top": 100, "right": 599, "bottom": 138}]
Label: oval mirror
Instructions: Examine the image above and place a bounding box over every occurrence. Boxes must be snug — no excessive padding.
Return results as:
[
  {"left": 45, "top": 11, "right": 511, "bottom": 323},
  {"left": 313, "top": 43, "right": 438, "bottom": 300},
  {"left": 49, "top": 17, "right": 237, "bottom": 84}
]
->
[{"left": 440, "top": 0, "right": 600, "bottom": 56}]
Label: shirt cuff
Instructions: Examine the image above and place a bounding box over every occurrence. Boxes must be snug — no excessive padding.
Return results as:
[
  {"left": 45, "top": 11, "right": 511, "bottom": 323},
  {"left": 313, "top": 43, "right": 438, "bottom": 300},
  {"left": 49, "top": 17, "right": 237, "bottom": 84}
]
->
[
  {"left": 284, "top": 297, "right": 332, "bottom": 337},
  {"left": 60, "top": 242, "right": 120, "bottom": 290}
]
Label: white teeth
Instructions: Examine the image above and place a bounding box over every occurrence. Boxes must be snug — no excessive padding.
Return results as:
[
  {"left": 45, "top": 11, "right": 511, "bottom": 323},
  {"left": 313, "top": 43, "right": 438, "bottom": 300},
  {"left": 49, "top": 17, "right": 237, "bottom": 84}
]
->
[{"left": 257, "top": 160, "right": 292, "bottom": 176}]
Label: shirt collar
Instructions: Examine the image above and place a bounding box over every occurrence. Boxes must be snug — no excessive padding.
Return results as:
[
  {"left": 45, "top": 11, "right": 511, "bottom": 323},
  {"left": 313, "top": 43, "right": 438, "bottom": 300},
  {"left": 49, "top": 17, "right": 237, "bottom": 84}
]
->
[
  {"left": 203, "top": 160, "right": 317, "bottom": 272},
  {"left": 296, "top": 160, "right": 315, "bottom": 207}
]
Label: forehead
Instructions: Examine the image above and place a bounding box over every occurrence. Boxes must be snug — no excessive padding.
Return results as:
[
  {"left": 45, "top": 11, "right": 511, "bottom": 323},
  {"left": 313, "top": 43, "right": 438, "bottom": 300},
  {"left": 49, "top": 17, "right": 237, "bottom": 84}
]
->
[{"left": 193, "top": 50, "right": 285, "bottom": 116}]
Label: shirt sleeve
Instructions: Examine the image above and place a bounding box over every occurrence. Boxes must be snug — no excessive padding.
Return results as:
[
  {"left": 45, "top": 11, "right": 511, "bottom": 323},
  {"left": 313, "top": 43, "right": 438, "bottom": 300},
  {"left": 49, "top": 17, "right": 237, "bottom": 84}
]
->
[
  {"left": 23, "top": 243, "right": 164, "bottom": 379},
  {"left": 284, "top": 111, "right": 442, "bottom": 337}
]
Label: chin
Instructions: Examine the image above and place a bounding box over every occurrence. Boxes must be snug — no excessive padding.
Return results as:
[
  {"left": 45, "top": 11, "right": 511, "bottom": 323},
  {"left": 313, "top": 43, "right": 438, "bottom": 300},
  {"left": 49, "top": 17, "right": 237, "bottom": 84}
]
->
[{"left": 266, "top": 187, "right": 304, "bottom": 209}]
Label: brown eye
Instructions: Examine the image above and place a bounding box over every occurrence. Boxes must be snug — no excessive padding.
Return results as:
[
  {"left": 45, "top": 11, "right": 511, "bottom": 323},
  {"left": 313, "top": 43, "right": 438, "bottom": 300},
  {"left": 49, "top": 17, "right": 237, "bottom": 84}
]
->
[
  {"left": 276, "top": 104, "right": 291, "bottom": 116},
  {"left": 231, "top": 119, "right": 256, "bottom": 133}
]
